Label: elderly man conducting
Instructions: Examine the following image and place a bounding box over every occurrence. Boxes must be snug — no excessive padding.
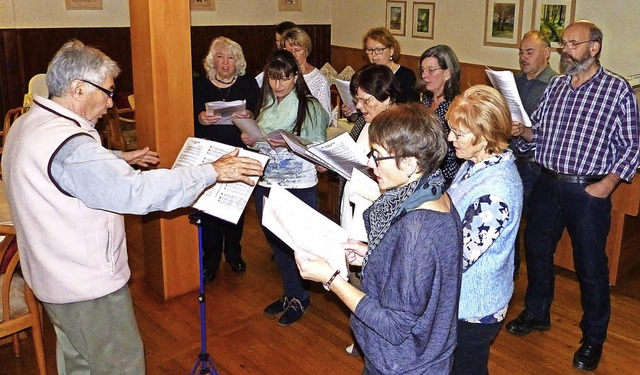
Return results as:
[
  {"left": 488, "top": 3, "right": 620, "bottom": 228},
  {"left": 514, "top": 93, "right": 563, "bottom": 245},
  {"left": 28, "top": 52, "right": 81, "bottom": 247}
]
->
[
  {"left": 506, "top": 21, "right": 639, "bottom": 371},
  {"left": 2, "top": 40, "right": 263, "bottom": 374}
]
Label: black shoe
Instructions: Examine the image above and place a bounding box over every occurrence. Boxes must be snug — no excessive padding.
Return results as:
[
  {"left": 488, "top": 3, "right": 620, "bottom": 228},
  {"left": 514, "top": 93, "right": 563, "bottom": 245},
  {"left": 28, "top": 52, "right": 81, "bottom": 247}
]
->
[
  {"left": 264, "top": 296, "right": 290, "bottom": 316},
  {"left": 278, "top": 297, "right": 310, "bottom": 326},
  {"left": 573, "top": 342, "right": 602, "bottom": 371},
  {"left": 505, "top": 310, "right": 551, "bottom": 336},
  {"left": 202, "top": 268, "right": 216, "bottom": 283},
  {"left": 227, "top": 258, "right": 246, "bottom": 273}
]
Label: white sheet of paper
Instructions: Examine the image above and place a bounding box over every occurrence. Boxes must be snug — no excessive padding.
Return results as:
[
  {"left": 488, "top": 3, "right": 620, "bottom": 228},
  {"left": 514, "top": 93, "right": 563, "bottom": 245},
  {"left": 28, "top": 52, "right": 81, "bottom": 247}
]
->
[
  {"left": 171, "top": 137, "right": 268, "bottom": 224},
  {"left": 232, "top": 118, "right": 267, "bottom": 142},
  {"left": 255, "top": 71, "right": 264, "bottom": 88},
  {"left": 485, "top": 69, "right": 532, "bottom": 127},
  {"left": 335, "top": 78, "right": 355, "bottom": 113},
  {"left": 204, "top": 99, "right": 246, "bottom": 125},
  {"left": 281, "top": 133, "right": 334, "bottom": 171},
  {"left": 346, "top": 168, "right": 380, "bottom": 242},
  {"left": 262, "top": 186, "right": 349, "bottom": 279}
]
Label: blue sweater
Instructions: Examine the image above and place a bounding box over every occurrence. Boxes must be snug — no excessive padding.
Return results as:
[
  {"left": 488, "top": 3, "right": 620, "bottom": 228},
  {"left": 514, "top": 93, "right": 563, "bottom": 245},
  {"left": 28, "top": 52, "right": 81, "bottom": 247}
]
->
[
  {"left": 352, "top": 208, "right": 462, "bottom": 375},
  {"left": 448, "top": 151, "right": 522, "bottom": 320}
]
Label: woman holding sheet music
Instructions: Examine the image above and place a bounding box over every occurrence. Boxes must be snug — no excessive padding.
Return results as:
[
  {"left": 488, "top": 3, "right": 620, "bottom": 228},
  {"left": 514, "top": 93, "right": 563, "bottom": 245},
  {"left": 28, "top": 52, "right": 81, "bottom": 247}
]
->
[
  {"left": 241, "top": 49, "right": 329, "bottom": 326},
  {"left": 192, "top": 36, "right": 260, "bottom": 282},
  {"left": 296, "top": 104, "right": 463, "bottom": 374}
]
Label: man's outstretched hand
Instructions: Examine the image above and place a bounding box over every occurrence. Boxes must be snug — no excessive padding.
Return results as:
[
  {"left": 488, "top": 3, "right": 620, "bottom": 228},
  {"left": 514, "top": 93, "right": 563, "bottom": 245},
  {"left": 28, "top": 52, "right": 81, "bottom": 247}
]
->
[{"left": 212, "top": 148, "right": 264, "bottom": 186}]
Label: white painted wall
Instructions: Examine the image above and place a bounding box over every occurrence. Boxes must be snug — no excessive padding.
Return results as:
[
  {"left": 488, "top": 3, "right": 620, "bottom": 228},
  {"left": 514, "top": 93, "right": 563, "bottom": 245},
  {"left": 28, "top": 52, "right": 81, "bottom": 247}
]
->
[
  {"left": 332, "top": 0, "right": 640, "bottom": 77},
  {"left": 0, "top": 0, "right": 637, "bottom": 76}
]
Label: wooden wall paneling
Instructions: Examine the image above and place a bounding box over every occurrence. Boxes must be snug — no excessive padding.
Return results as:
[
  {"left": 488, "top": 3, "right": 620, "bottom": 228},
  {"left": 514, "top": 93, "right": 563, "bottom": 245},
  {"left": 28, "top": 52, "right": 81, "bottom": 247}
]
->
[{"left": 0, "top": 30, "right": 26, "bottom": 111}]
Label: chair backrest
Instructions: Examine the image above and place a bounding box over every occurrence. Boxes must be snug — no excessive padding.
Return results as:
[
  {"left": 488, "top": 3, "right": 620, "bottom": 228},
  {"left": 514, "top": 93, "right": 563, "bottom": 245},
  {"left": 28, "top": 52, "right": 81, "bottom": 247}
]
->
[
  {"left": 1, "top": 107, "right": 25, "bottom": 155},
  {"left": 23, "top": 74, "right": 48, "bottom": 108}
]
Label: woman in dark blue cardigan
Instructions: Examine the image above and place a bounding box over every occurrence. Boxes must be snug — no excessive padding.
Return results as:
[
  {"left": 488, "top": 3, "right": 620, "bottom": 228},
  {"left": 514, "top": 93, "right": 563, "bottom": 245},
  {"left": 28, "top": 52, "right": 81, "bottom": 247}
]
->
[{"left": 296, "top": 103, "right": 463, "bottom": 375}]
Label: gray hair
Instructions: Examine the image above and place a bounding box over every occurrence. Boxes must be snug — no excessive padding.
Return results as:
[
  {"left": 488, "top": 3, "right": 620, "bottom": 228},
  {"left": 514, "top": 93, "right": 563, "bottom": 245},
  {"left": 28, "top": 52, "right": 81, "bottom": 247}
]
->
[
  {"left": 522, "top": 30, "right": 551, "bottom": 48},
  {"left": 46, "top": 40, "right": 120, "bottom": 98}
]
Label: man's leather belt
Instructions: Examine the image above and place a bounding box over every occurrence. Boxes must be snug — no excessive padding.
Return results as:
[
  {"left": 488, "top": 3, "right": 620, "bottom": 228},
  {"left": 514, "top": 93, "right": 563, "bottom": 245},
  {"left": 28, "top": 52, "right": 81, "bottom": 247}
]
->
[{"left": 542, "top": 168, "right": 605, "bottom": 184}]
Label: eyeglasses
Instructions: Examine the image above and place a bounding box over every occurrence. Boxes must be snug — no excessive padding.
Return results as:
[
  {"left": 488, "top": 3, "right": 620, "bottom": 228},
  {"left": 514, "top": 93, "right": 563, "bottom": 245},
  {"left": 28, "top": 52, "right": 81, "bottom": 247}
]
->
[
  {"left": 558, "top": 39, "right": 592, "bottom": 50},
  {"left": 80, "top": 79, "right": 114, "bottom": 99},
  {"left": 450, "top": 129, "right": 472, "bottom": 139},
  {"left": 353, "top": 94, "right": 375, "bottom": 106},
  {"left": 419, "top": 67, "right": 444, "bottom": 74},
  {"left": 267, "top": 75, "right": 295, "bottom": 83},
  {"left": 364, "top": 47, "right": 388, "bottom": 56},
  {"left": 367, "top": 150, "right": 395, "bottom": 166}
]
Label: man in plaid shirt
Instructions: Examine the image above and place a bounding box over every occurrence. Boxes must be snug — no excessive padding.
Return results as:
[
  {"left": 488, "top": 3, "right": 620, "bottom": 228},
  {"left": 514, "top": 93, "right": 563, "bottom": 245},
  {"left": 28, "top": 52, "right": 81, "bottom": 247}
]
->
[{"left": 505, "top": 21, "right": 639, "bottom": 372}]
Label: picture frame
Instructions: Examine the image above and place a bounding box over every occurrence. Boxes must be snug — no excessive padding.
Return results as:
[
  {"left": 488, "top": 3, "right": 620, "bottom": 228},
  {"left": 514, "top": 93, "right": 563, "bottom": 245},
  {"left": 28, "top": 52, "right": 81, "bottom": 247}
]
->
[
  {"left": 278, "top": 0, "right": 302, "bottom": 12},
  {"left": 412, "top": 2, "right": 435, "bottom": 39},
  {"left": 64, "top": 0, "right": 102, "bottom": 10},
  {"left": 190, "top": 0, "right": 215, "bottom": 11},
  {"left": 386, "top": 1, "right": 407, "bottom": 37},
  {"left": 532, "top": 0, "right": 576, "bottom": 48},
  {"left": 483, "top": 0, "right": 523, "bottom": 48}
]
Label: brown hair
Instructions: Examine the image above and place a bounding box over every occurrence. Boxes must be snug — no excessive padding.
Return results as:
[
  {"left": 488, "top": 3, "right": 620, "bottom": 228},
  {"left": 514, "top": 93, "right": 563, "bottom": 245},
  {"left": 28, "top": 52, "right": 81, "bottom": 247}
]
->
[
  {"left": 369, "top": 103, "right": 447, "bottom": 174},
  {"left": 362, "top": 27, "right": 401, "bottom": 62},
  {"left": 445, "top": 85, "right": 512, "bottom": 155}
]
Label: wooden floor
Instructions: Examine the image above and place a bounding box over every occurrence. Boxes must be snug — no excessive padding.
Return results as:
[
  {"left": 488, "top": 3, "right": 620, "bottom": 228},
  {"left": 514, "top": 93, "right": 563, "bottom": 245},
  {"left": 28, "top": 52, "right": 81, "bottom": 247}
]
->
[{"left": 2, "top": 200, "right": 640, "bottom": 374}]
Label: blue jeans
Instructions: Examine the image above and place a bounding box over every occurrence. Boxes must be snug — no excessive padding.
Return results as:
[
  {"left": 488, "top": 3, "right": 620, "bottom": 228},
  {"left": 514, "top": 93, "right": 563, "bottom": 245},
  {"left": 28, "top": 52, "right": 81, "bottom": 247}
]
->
[
  {"left": 452, "top": 320, "right": 503, "bottom": 375},
  {"left": 514, "top": 159, "right": 541, "bottom": 274},
  {"left": 253, "top": 185, "right": 317, "bottom": 301},
  {"left": 524, "top": 172, "right": 611, "bottom": 344}
]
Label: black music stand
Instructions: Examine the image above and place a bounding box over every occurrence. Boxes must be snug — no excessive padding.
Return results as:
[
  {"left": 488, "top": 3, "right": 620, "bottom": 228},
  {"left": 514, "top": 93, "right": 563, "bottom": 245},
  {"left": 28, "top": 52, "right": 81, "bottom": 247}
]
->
[{"left": 189, "top": 210, "right": 220, "bottom": 375}]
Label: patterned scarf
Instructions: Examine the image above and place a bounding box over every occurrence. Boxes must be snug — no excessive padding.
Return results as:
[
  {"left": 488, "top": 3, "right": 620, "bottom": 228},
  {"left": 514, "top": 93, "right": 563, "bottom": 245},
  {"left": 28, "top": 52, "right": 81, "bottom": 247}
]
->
[{"left": 361, "top": 169, "right": 445, "bottom": 272}]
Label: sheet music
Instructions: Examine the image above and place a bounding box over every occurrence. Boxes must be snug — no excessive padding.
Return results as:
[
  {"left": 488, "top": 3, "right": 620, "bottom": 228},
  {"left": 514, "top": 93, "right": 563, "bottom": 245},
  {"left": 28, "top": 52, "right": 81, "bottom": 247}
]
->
[
  {"left": 232, "top": 118, "right": 267, "bottom": 142},
  {"left": 281, "top": 133, "right": 334, "bottom": 171},
  {"left": 485, "top": 69, "right": 532, "bottom": 127},
  {"left": 262, "top": 186, "right": 349, "bottom": 279},
  {"left": 204, "top": 100, "right": 246, "bottom": 125},
  {"left": 282, "top": 132, "right": 368, "bottom": 180},
  {"left": 172, "top": 137, "right": 268, "bottom": 224},
  {"left": 335, "top": 79, "right": 355, "bottom": 113}
]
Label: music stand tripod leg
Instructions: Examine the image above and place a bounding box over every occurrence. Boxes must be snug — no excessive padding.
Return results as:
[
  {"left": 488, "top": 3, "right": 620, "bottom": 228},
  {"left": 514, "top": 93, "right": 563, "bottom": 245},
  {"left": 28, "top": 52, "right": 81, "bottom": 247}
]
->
[{"left": 189, "top": 210, "right": 220, "bottom": 375}]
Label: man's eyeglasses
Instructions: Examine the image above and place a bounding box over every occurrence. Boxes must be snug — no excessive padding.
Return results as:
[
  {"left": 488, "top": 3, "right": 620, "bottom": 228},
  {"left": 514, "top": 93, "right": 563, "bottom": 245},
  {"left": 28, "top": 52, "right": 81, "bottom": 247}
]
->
[
  {"left": 364, "top": 47, "right": 388, "bottom": 56},
  {"left": 450, "top": 129, "right": 472, "bottom": 139},
  {"left": 558, "top": 39, "right": 592, "bottom": 50},
  {"left": 419, "top": 67, "right": 444, "bottom": 74},
  {"left": 80, "top": 79, "right": 114, "bottom": 99},
  {"left": 367, "top": 150, "right": 395, "bottom": 166}
]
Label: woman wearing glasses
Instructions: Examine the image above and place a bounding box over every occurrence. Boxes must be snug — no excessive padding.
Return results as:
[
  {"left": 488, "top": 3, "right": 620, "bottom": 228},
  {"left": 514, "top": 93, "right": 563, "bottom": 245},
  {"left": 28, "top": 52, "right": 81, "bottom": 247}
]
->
[
  {"left": 296, "top": 104, "right": 462, "bottom": 375},
  {"left": 445, "top": 85, "right": 523, "bottom": 375},
  {"left": 419, "top": 45, "right": 463, "bottom": 185},
  {"left": 362, "top": 27, "right": 419, "bottom": 103},
  {"left": 280, "top": 27, "right": 332, "bottom": 116},
  {"left": 340, "top": 64, "right": 400, "bottom": 239},
  {"left": 241, "top": 50, "right": 329, "bottom": 327},
  {"left": 193, "top": 36, "right": 260, "bottom": 282}
]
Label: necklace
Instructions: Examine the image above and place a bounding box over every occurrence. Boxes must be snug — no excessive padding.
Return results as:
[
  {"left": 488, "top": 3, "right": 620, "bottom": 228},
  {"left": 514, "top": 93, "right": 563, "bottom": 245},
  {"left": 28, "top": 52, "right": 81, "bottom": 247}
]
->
[
  {"left": 214, "top": 74, "right": 237, "bottom": 85},
  {"left": 217, "top": 85, "right": 232, "bottom": 102}
]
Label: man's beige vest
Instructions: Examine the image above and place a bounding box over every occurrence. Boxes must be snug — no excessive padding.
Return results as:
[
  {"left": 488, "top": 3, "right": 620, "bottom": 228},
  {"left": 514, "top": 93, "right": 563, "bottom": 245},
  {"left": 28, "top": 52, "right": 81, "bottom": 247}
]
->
[{"left": 2, "top": 97, "right": 129, "bottom": 304}]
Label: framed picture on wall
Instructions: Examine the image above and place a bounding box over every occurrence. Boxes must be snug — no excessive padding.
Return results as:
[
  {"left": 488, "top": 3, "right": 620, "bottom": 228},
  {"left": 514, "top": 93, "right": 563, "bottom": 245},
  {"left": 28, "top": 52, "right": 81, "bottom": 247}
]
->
[
  {"left": 532, "top": 0, "right": 576, "bottom": 48},
  {"left": 64, "top": 0, "right": 102, "bottom": 10},
  {"left": 483, "top": 0, "right": 523, "bottom": 47},
  {"left": 279, "top": 0, "right": 302, "bottom": 12},
  {"left": 386, "top": 1, "right": 407, "bottom": 36},
  {"left": 190, "top": 0, "right": 215, "bottom": 11},
  {"left": 412, "top": 2, "right": 435, "bottom": 39}
]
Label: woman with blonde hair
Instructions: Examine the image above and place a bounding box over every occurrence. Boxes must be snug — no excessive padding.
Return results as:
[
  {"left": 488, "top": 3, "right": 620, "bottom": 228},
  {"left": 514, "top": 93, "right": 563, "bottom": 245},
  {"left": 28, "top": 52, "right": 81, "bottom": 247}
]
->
[
  {"left": 280, "top": 27, "right": 332, "bottom": 116},
  {"left": 445, "top": 85, "right": 523, "bottom": 375},
  {"left": 193, "top": 36, "right": 260, "bottom": 281}
]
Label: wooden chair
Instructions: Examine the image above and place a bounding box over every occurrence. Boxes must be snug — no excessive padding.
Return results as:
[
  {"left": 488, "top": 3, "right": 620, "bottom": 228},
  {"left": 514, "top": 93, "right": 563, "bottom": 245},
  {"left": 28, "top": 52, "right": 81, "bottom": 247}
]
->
[
  {"left": 103, "top": 105, "right": 137, "bottom": 151},
  {"left": 0, "top": 225, "right": 47, "bottom": 375},
  {"left": 1, "top": 107, "right": 26, "bottom": 178}
]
